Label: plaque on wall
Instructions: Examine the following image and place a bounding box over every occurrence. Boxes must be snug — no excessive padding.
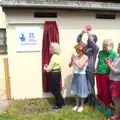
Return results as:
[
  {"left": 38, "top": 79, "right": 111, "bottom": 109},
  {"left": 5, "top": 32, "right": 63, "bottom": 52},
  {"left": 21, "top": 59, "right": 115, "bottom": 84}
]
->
[{"left": 16, "top": 27, "right": 41, "bottom": 52}]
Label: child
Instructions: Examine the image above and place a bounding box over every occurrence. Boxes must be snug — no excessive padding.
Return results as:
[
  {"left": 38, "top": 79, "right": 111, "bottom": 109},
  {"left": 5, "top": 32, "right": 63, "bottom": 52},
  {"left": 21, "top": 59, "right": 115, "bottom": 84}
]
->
[
  {"left": 69, "top": 43, "right": 88, "bottom": 112},
  {"left": 96, "top": 39, "right": 117, "bottom": 115},
  {"left": 105, "top": 43, "right": 120, "bottom": 120},
  {"left": 77, "top": 25, "right": 99, "bottom": 108}
]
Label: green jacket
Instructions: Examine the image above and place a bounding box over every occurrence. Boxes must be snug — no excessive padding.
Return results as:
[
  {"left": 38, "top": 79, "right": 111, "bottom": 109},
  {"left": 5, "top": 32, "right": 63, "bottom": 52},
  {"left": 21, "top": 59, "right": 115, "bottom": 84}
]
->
[{"left": 96, "top": 50, "right": 117, "bottom": 74}]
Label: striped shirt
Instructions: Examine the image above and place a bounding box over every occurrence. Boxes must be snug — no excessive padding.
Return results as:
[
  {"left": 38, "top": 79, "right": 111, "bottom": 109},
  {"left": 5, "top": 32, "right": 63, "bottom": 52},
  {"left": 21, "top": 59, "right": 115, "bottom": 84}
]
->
[{"left": 109, "top": 56, "right": 120, "bottom": 81}]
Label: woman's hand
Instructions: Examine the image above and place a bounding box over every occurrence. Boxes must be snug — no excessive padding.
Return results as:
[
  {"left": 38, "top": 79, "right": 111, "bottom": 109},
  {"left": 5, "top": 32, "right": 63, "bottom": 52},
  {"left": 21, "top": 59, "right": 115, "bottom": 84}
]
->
[
  {"left": 72, "top": 54, "right": 76, "bottom": 62},
  {"left": 44, "top": 64, "right": 48, "bottom": 70},
  {"left": 69, "top": 54, "right": 75, "bottom": 67},
  {"left": 44, "top": 64, "right": 48, "bottom": 67},
  {"left": 104, "top": 58, "right": 112, "bottom": 64}
]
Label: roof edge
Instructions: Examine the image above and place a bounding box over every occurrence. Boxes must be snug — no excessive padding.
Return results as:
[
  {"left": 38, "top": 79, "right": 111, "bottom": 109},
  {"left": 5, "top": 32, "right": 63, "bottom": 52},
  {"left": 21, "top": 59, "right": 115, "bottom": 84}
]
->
[{"left": 1, "top": 1, "right": 120, "bottom": 11}]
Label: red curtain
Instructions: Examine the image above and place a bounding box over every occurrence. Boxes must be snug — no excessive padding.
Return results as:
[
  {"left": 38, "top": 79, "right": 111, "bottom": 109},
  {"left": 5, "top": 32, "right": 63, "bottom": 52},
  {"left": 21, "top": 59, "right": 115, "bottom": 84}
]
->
[{"left": 42, "top": 21, "right": 62, "bottom": 92}]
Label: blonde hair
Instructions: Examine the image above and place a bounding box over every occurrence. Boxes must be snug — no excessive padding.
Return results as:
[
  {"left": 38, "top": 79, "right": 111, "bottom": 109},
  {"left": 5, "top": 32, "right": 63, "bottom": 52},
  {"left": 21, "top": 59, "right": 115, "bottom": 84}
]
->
[
  {"left": 103, "top": 39, "right": 114, "bottom": 50},
  {"left": 51, "top": 42, "right": 60, "bottom": 54}
]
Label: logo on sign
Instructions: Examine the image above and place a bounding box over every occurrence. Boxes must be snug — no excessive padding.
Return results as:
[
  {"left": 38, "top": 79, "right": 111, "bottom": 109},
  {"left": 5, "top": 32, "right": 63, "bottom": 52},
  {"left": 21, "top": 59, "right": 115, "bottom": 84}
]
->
[
  {"left": 29, "top": 33, "right": 36, "bottom": 42},
  {"left": 19, "top": 33, "right": 26, "bottom": 42}
]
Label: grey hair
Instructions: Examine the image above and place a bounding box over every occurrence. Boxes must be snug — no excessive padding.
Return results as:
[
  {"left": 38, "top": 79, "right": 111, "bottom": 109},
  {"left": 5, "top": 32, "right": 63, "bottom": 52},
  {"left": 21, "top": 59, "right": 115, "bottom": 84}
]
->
[
  {"left": 103, "top": 39, "right": 114, "bottom": 49},
  {"left": 51, "top": 42, "right": 60, "bottom": 54}
]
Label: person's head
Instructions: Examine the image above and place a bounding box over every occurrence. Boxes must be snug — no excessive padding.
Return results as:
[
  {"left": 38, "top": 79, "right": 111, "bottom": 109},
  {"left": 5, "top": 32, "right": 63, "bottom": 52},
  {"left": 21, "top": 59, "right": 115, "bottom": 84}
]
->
[
  {"left": 102, "top": 39, "right": 114, "bottom": 52},
  {"left": 74, "top": 43, "right": 84, "bottom": 55},
  {"left": 117, "top": 43, "right": 120, "bottom": 55},
  {"left": 49, "top": 42, "right": 60, "bottom": 55},
  {"left": 87, "top": 34, "right": 98, "bottom": 48}
]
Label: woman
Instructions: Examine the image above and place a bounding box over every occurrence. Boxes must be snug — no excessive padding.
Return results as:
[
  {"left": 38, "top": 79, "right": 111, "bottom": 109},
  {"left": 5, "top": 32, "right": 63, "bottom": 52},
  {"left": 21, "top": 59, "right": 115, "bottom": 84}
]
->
[
  {"left": 44, "top": 42, "right": 65, "bottom": 109},
  {"left": 105, "top": 43, "right": 120, "bottom": 120},
  {"left": 69, "top": 43, "right": 88, "bottom": 112},
  {"left": 96, "top": 39, "right": 117, "bottom": 115}
]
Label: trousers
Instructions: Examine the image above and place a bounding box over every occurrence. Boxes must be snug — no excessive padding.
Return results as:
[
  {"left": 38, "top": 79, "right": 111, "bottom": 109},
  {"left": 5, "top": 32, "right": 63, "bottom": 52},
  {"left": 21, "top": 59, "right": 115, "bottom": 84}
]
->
[
  {"left": 51, "top": 72, "right": 65, "bottom": 107},
  {"left": 86, "top": 71, "right": 96, "bottom": 106}
]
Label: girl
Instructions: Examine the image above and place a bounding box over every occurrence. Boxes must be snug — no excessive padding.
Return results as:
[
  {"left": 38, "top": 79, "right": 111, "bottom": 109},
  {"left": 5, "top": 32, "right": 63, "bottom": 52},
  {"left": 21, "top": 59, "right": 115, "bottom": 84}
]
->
[
  {"left": 105, "top": 43, "right": 120, "bottom": 120},
  {"left": 69, "top": 43, "right": 88, "bottom": 112}
]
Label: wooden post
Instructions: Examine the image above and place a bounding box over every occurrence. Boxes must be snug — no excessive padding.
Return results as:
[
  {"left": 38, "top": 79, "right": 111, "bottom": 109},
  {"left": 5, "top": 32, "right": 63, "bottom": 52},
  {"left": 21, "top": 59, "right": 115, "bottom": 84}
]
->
[{"left": 4, "top": 58, "right": 11, "bottom": 100}]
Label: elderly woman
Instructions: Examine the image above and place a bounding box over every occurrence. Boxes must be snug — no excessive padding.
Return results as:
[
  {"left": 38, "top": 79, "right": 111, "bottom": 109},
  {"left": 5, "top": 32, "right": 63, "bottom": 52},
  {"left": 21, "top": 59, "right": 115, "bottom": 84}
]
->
[
  {"left": 105, "top": 43, "right": 120, "bottom": 120},
  {"left": 44, "top": 42, "right": 65, "bottom": 109},
  {"left": 96, "top": 39, "right": 117, "bottom": 115},
  {"left": 69, "top": 43, "right": 88, "bottom": 112}
]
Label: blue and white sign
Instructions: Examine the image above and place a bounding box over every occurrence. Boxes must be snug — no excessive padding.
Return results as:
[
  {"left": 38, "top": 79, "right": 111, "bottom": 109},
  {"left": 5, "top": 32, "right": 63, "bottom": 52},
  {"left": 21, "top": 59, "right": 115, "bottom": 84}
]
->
[{"left": 16, "top": 27, "right": 41, "bottom": 52}]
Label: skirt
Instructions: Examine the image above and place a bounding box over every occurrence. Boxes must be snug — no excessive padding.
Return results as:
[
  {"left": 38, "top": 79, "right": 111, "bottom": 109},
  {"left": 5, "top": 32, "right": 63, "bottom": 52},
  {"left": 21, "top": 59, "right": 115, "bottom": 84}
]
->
[
  {"left": 110, "top": 80, "right": 120, "bottom": 98},
  {"left": 70, "top": 73, "right": 88, "bottom": 98}
]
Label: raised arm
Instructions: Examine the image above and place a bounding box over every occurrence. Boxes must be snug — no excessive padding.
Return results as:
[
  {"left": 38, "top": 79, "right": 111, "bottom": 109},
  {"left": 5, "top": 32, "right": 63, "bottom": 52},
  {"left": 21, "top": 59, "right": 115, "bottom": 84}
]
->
[
  {"left": 69, "top": 54, "right": 75, "bottom": 67},
  {"left": 69, "top": 60, "right": 73, "bottom": 67},
  {"left": 87, "top": 32, "right": 99, "bottom": 53}
]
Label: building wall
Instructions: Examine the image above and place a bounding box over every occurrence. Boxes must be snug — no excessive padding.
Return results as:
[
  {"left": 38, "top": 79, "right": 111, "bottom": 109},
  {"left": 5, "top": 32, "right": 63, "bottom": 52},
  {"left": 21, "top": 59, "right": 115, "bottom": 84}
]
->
[
  {"left": 0, "top": 7, "right": 6, "bottom": 28},
  {"left": 0, "top": 6, "right": 6, "bottom": 100},
  {"left": 4, "top": 8, "right": 120, "bottom": 99}
]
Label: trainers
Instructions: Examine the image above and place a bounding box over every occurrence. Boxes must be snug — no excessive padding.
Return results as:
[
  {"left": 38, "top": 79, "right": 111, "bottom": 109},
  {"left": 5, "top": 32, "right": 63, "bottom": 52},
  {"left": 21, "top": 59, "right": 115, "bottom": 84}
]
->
[
  {"left": 96, "top": 105, "right": 104, "bottom": 110},
  {"left": 73, "top": 105, "right": 78, "bottom": 111},
  {"left": 77, "top": 106, "right": 83, "bottom": 112},
  {"left": 104, "top": 109, "right": 112, "bottom": 115}
]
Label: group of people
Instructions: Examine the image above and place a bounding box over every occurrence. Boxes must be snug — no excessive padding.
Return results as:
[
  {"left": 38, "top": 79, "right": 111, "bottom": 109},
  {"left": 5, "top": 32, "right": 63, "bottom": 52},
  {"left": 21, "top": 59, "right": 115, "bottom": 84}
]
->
[{"left": 44, "top": 24, "right": 120, "bottom": 120}]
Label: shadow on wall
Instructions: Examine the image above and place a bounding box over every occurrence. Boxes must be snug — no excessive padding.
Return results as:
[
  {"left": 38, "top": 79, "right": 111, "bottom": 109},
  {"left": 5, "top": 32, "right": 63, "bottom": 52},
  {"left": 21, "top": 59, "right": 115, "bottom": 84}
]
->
[
  {"left": 62, "top": 74, "right": 76, "bottom": 104},
  {"left": 62, "top": 74, "right": 73, "bottom": 96}
]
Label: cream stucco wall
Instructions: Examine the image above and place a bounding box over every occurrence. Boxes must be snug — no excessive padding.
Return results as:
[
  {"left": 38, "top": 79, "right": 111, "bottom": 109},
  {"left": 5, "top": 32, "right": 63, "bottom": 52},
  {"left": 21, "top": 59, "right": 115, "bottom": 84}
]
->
[
  {"left": 4, "top": 8, "right": 120, "bottom": 99},
  {"left": 0, "top": 6, "right": 6, "bottom": 100},
  {"left": 0, "top": 7, "right": 6, "bottom": 28}
]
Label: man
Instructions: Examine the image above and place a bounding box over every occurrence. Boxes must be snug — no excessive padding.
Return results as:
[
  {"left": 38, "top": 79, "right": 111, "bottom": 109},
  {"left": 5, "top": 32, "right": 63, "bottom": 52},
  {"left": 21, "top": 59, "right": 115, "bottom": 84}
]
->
[{"left": 77, "top": 25, "right": 99, "bottom": 108}]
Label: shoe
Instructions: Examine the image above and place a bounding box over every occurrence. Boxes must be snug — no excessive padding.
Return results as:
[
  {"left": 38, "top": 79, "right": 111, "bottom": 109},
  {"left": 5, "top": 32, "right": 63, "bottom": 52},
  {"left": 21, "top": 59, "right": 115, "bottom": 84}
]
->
[
  {"left": 52, "top": 106, "right": 62, "bottom": 109},
  {"left": 77, "top": 106, "right": 83, "bottom": 112},
  {"left": 108, "top": 116, "right": 115, "bottom": 120},
  {"left": 96, "top": 105, "right": 104, "bottom": 110},
  {"left": 108, "top": 115, "right": 119, "bottom": 120},
  {"left": 104, "top": 109, "right": 112, "bottom": 115},
  {"left": 62, "top": 103, "right": 65, "bottom": 106},
  {"left": 73, "top": 105, "right": 79, "bottom": 111}
]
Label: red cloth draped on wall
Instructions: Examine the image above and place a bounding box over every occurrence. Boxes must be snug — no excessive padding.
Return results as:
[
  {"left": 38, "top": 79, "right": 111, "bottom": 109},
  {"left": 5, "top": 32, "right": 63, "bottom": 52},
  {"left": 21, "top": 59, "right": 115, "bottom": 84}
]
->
[{"left": 42, "top": 21, "right": 62, "bottom": 92}]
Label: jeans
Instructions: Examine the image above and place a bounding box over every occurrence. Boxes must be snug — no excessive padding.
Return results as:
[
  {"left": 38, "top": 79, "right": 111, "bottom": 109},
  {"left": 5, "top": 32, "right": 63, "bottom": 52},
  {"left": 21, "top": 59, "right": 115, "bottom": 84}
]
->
[{"left": 86, "top": 71, "right": 96, "bottom": 106}]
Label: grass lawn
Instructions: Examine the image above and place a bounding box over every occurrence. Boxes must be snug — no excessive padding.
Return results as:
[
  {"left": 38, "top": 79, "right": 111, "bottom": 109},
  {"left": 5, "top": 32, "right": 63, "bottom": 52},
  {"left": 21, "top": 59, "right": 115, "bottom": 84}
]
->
[{"left": 0, "top": 99, "right": 111, "bottom": 120}]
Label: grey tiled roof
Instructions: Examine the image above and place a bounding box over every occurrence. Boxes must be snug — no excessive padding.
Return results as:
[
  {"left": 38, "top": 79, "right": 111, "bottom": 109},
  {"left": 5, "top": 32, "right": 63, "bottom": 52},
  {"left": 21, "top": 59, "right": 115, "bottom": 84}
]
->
[{"left": 1, "top": 0, "right": 120, "bottom": 11}]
